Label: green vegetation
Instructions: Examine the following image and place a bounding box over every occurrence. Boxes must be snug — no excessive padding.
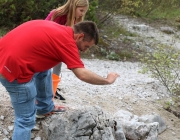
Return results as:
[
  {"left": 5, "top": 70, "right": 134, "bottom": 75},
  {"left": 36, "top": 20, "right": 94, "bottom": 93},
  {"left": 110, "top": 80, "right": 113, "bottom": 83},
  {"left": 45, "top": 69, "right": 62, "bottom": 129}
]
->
[
  {"left": 0, "top": 27, "right": 9, "bottom": 37},
  {"left": 161, "top": 96, "right": 180, "bottom": 118},
  {"left": 86, "top": 0, "right": 99, "bottom": 23},
  {"left": 0, "top": 0, "right": 98, "bottom": 28},
  {"left": 0, "top": 0, "right": 63, "bottom": 27},
  {"left": 102, "top": 24, "right": 136, "bottom": 39},
  {"left": 136, "top": 1, "right": 180, "bottom": 19},
  {"left": 138, "top": 45, "right": 180, "bottom": 95},
  {"left": 164, "top": 100, "right": 171, "bottom": 110},
  {"left": 0, "top": 0, "right": 179, "bottom": 28}
]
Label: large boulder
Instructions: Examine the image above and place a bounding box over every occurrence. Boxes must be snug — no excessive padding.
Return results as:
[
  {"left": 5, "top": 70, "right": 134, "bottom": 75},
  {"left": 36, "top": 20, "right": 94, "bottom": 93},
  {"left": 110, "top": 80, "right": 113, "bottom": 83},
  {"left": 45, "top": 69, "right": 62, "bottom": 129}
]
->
[
  {"left": 40, "top": 106, "right": 166, "bottom": 140},
  {"left": 41, "top": 106, "right": 125, "bottom": 140}
]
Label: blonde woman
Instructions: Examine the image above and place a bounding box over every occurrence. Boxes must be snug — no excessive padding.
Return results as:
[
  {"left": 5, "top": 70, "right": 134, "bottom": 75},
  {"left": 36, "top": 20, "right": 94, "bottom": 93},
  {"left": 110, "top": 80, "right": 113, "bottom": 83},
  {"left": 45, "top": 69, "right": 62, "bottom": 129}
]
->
[
  {"left": 46, "top": 0, "right": 89, "bottom": 26},
  {"left": 46, "top": 0, "right": 89, "bottom": 99}
]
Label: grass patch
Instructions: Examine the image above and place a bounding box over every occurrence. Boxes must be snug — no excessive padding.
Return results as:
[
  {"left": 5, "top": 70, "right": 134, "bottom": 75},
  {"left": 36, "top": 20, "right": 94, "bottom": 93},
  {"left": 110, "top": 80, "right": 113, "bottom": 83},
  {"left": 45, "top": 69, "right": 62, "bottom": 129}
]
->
[
  {"left": 136, "top": 6, "right": 180, "bottom": 28},
  {"left": 162, "top": 96, "right": 180, "bottom": 118},
  {"left": 102, "top": 23, "right": 136, "bottom": 39}
]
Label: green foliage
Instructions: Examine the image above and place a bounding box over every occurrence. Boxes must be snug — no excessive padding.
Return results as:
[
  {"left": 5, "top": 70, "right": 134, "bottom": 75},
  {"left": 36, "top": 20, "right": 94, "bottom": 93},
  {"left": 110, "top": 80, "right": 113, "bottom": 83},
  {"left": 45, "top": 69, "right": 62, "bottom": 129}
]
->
[
  {"left": 98, "top": 0, "right": 142, "bottom": 15},
  {"left": 177, "top": 24, "right": 180, "bottom": 30},
  {"left": 106, "top": 52, "right": 120, "bottom": 61},
  {"left": 96, "top": 0, "right": 143, "bottom": 26},
  {"left": 0, "top": 0, "right": 98, "bottom": 28},
  {"left": 85, "top": 0, "right": 98, "bottom": 23},
  {"left": 164, "top": 100, "right": 171, "bottom": 110},
  {"left": 0, "top": 0, "right": 62, "bottom": 28},
  {"left": 1, "top": 0, "right": 179, "bottom": 29},
  {"left": 0, "top": 27, "right": 9, "bottom": 37},
  {"left": 102, "top": 23, "right": 136, "bottom": 39},
  {"left": 134, "top": 0, "right": 180, "bottom": 19},
  {"left": 119, "top": 0, "right": 142, "bottom": 15},
  {"left": 98, "top": 0, "right": 180, "bottom": 21},
  {"left": 139, "top": 45, "right": 180, "bottom": 94}
]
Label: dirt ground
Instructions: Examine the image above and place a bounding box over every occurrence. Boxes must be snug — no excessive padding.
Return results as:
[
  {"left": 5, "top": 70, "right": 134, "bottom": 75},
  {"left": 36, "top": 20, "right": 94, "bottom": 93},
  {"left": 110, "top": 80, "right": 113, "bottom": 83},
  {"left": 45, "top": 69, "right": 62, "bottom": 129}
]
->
[
  {"left": 0, "top": 94, "right": 180, "bottom": 140},
  {"left": 71, "top": 93, "right": 180, "bottom": 140}
]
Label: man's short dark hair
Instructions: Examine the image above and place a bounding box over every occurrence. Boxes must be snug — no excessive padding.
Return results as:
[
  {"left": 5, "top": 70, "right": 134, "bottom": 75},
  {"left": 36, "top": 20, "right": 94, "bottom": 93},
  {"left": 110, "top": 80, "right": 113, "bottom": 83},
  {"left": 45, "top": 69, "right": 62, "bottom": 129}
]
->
[{"left": 73, "top": 21, "right": 99, "bottom": 45}]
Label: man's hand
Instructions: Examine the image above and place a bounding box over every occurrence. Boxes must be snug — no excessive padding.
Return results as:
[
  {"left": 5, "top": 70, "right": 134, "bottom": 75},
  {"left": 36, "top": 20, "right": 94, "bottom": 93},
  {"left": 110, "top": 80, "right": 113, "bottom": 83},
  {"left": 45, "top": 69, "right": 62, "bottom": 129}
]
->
[{"left": 106, "top": 72, "right": 119, "bottom": 84}]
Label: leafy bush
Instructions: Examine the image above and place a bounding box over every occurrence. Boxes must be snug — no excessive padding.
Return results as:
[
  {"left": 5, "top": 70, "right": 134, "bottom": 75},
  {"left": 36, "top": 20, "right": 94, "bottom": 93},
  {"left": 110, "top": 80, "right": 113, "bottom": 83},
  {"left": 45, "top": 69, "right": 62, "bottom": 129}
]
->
[
  {"left": 0, "top": 0, "right": 63, "bottom": 28},
  {"left": 98, "top": 0, "right": 142, "bottom": 15},
  {"left": 139, "top": 45, "right": 180, "bottom": 94},
  {"left": 0, "top": 0, "right": 98, "bottom": 28},
  {"left": 85, "top": 0, "right": 98, "bottom": 23}
]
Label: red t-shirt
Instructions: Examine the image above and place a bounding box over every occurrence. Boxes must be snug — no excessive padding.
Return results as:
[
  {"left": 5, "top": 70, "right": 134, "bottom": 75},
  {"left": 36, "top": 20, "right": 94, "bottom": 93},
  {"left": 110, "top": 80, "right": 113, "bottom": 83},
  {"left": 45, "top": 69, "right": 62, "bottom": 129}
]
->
[
  {"left": 0, "top": 20, "right": 84, "bottom": 83},
  {"left": 45, "top": 10, "right": 67, "bottom": 25}
]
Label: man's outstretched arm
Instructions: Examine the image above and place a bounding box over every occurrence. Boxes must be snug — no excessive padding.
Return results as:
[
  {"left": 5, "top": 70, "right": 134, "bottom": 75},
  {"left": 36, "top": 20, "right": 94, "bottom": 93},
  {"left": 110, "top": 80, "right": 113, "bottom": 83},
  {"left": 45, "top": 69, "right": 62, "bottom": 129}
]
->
[{"left": 71, "top": 68, "right": 119, "bottom": 85}]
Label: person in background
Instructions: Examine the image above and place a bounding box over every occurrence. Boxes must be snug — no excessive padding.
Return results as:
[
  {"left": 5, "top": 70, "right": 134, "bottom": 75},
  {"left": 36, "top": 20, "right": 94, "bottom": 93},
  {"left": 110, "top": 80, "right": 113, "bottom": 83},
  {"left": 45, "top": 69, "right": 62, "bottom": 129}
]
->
[
  {"left": 46, "top": 0, "right": 89, "bottom": 99},
  {"left": 0, "top": 20, "right": 119, "bottom": 140}
]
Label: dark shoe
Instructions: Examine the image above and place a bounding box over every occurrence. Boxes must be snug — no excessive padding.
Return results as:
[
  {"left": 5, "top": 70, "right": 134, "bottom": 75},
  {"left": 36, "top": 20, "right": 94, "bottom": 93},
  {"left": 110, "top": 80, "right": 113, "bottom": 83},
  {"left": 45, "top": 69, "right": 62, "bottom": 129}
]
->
[{"left": 54, "top": 88, "right": 66, "bottom": 100}]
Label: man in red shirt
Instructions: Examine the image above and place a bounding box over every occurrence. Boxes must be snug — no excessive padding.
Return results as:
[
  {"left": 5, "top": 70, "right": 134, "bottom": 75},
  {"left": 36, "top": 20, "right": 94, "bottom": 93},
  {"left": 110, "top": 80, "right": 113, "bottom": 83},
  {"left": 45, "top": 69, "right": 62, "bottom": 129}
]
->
[{"left": 0, "top": 20, "right": 119, "bottom": 140}]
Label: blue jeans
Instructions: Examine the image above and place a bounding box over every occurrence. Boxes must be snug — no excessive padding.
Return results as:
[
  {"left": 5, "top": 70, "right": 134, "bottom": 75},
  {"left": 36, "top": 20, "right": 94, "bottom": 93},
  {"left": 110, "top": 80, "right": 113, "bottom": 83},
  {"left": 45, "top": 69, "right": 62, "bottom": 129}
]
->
[{"left": 0, "top": 70, "right": 54, "bottom": 140}]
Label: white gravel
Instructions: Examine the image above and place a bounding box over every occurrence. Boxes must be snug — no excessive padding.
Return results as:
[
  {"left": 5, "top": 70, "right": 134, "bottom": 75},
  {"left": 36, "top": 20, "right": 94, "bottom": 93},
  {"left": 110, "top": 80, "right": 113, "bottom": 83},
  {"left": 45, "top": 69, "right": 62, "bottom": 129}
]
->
[
  {"left": 0, "top": 59, "right": 169, "bottom": 104},
  {"left": 0, "top": 59, "right": 169, "bottom": 109},
  {"left": 58, "top": 59, "right": 169, "bottom": 106}
]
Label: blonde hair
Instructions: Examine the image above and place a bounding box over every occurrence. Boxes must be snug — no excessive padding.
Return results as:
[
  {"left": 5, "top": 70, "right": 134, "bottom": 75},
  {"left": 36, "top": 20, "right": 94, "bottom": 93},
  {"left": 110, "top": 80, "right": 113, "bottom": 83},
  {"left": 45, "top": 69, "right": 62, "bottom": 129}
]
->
[{"left": 51, "top": 0, "right": 89, "bottom": 26}]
